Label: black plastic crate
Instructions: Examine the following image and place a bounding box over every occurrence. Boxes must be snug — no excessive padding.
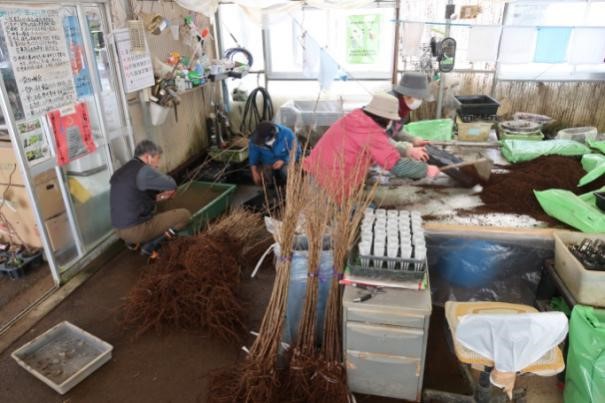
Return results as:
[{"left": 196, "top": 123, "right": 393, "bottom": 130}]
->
[{"left": 454, "top": 95, "right": 500, "bottom": 120}]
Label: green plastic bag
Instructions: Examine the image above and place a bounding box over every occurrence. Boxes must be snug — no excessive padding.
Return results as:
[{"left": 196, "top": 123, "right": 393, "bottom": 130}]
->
[
  {"left": 579, "top": 154, "right": 605, "bottom": 187},
  {"left": 404, "top": 119, "right": 454, "bottom": 141},
  {"left": 588, "top": 139, "right": 605, "bottom": 154},
  {"left": 564, "top": 305, "right": 605, "bottom": 403},
  {"left": 582, "top": 154, "right": 605, "bottom": 172},
  {"left": 534, "top": 186, "right": 605, "bottom": 232},
  {"left": 501, "top": 139, "right": 591, "bottom": 163}
]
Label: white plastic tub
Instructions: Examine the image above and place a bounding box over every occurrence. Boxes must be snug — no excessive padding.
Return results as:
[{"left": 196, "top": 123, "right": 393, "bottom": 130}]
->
[
  {"left": 12, "top": 321, "right": 113, "bottom": 395},
  {"left": 554, "top": 231, "right": 605, "bottom": 307}
]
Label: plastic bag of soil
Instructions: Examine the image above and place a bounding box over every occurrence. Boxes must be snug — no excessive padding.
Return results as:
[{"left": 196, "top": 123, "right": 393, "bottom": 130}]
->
[
  {"left": 564, "top": 305, "right": 605, "bottom": 403},
  {"left": 534, "top": 186, "right": 605, "bottom": 233},
  {"left": 588, "top": 139, "right": 605, "bottom": 154},
  {"left": 582, "top": 154, "right": 605, "bottom": 172},
  {"left": 501, "top": 139, "right": 591, "bottom": 163}
]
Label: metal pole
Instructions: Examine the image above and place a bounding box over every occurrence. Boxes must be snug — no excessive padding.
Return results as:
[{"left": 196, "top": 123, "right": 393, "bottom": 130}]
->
[
  {"left": 490, "top": 3, "right": 508, "bottom": 97},
  {"left": 391, "top": 0, "right": 401, "bottom": 85},
  {"left": 436, "top": 0, "right": 453, "bottom": 119}
]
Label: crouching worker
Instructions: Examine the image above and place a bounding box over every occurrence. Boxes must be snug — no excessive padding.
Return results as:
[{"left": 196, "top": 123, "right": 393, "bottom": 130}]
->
[
  {"left": 110, "top": 140, "right": 191, "bottom": 260},
  {"left": 248, "top": 121, "right": 302, "bottom": 188}
]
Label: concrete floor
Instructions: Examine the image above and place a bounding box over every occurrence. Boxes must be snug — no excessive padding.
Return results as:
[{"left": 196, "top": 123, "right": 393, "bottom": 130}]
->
[
  {"left": 0, "top": 246, "right": 565, "bottom": 403},
  {"left": 0, "top": 261, "right": 55, "bottom": 331},
  {"left": 0, "top": 185, "right": 565, "bottom": 402}
]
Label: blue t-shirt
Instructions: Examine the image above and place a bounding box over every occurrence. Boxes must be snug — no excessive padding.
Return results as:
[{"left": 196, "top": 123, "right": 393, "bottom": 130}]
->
[{"left": 248, "top": 124, "right": 301, "bottom": 166}]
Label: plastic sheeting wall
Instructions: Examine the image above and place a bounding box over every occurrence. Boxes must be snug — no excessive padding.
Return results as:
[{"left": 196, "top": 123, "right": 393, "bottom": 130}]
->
[{"left": 426, "top": 233, "right": 554, "bottom": 307}]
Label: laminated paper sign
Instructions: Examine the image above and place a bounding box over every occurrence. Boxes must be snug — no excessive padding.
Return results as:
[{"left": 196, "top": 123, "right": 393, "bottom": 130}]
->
[
  {"left": 48, "top": 102, "right": 96, "bottom": 166},
  {"left": 17, "top": 118, "right": 50, "bottom": 164},
  {"left": 347, "top": 14, "right": 380, "bottom": 64},
  {"left": 114, "top": 28, "right": 155, "bottom": 93},
  {"left": 0, "top": 7, "right": 77, "bottom": 118}
]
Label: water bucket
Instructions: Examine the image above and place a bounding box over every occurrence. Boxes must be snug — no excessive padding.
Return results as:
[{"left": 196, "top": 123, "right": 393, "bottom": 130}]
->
[{"left": 149, "top": 102, "right": 170, "bottom": 126}]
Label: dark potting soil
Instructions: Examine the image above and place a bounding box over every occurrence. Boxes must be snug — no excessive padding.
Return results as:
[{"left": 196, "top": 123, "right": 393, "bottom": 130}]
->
[
  {"left": 157, "top": 186, "right": 223, "bottom": 215},
  {"left": 467, "top": 156, "right": 605, "bottom": 224}
]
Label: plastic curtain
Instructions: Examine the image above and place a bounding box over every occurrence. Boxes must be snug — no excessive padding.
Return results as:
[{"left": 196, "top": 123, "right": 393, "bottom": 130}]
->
[
  {"left": 467, "top": 26, "right": 501, "bottom": 62},
  {"left": 534, "top": 27, "right": 572, "bottom": 64},
  {"left": 499, "top": 27, "right": 537, "bottom": 64},
  {"left": 568, "top": 28, "right": 605, "bottom": 64}
]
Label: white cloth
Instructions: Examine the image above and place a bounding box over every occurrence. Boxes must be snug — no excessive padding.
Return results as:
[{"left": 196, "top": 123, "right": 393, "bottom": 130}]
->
[
  {"left": 303, "top": 34, "right": 321, "bottom": 78},
  {"left": 400, "top": 22, "right": 425, "bottom": 57},
  {"left": 498, "top": 27, "right": 537, "bottom": 64},
  {"left": 455, "top": 312, "right": 568, "bottom": 373},
  {"left": 319, "top": 48, "right": 339, "bottom": 90},
  {"left": 467, "top": 26, "right": 502, "bottom": 62},
  {"left": 176, "top": 0, "right": 219, "bottom": 18},
  {"left": 568, "top": 28, "right": 605, "bottom": 64}
]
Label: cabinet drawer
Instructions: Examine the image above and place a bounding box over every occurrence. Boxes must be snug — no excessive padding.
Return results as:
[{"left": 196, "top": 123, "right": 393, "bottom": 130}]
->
[
  {"left": 346, "top": 306, "right": 426, "bottom": 328},
  {"left": 346, "top": 350, "right": 421, "bottom": 401},
  {"left": 346, "top": 322, "right": 424, "bottom": 358}
]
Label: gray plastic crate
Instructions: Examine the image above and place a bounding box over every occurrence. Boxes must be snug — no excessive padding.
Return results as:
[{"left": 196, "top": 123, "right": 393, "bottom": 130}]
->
[{"left": 12, "top": 321, "right": 113, "bottom": 395}]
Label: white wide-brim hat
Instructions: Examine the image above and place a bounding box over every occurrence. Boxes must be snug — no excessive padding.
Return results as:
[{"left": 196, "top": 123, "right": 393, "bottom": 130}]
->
[{"left": 363, "top": 92, "right": 401, "bottom": 121}]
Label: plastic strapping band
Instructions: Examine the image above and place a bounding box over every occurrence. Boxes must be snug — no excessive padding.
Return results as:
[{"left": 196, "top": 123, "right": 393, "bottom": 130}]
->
[{"left": 250, "top": 242, "right": 277, "bottom": 278}]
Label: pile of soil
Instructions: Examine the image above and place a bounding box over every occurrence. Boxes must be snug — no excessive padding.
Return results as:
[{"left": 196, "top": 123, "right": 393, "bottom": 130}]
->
[{"left": 469, "top": 156, "right": 605, "bottom": 224}]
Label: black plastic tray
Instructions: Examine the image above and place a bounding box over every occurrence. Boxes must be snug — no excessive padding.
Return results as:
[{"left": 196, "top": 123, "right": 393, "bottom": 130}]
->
[
  {"left": 454, "top": 95, "right": 500, "bottom": 119},
  {"left": 0, "top": 250, "right": 43, "bottom": 279},
  {"left": 425, "top": 145, "right": 478, "bottom": 188}
]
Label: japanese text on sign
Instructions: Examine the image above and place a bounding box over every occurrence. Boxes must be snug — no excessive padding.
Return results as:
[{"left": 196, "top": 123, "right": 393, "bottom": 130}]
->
[
  {"left": 0, "top": 7, "right": 76, "bottom": 119},
  {"left": 114, "top": 28, "right": 154, "bottom": 93}
]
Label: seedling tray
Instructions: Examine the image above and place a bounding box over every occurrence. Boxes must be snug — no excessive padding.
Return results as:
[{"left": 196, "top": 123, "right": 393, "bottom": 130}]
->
[
  {"left": 12, "top": 321, "right": 113, "bottom": 395},
  {"left": 347, "top": 244, "right": 427, "bottom": 282}
]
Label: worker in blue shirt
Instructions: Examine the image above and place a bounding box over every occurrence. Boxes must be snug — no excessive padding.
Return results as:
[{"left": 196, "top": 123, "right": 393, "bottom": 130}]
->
[{"left": 248, "top": 121, "right": 302, "bottom": 186}]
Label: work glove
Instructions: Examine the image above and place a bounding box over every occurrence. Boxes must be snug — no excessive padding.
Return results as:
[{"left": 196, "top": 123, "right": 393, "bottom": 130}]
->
[{"left": 426, "top": 165, "right": 441, "bottom": 178}]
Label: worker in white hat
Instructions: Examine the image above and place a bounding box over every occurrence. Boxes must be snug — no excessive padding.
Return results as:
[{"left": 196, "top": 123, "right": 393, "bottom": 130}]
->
[
  {"left": 303, "top": 92, "right": 440, "bottom": 200},
  {"left": 389, "top": 72, "right": 435, "bottom": 162}
]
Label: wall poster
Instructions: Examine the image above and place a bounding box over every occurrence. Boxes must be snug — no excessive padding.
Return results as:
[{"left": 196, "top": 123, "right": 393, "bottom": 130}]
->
[
  {"left": 0, "top": 6, "right": 77, "bottom": 119},
  {"left": 48, "top": 102, "right": 95, "bottom": 166},
  {"left": 346, "top": 14, "right": 381, "bottom": 64},
  {"left": 17, "top": 118, "right": 50, "bottom": 164},
  {"left": 63, "top": 14, "right": 93, "bottom": 98},
  {"left": 114, "top": 28, "right": 154, "bottom": 93}
]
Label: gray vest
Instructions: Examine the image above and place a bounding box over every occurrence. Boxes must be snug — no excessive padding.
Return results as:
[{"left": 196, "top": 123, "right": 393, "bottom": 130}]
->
[{"left": 110, "top": 158, "right": 157, "bottom": 228}]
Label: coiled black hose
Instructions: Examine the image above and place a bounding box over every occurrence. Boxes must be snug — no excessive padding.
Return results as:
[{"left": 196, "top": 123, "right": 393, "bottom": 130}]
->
[
  {"left": 240, "top": 86, "right": 274, "bottom": 135},
  {"left": 224, "top": 47, "right": 253, "bottom": 68}
]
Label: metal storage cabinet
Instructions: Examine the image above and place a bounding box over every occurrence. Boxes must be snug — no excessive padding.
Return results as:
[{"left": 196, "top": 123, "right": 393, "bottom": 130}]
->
[{"left": 343, "top": 286, "right": 432, "bottom": 401}]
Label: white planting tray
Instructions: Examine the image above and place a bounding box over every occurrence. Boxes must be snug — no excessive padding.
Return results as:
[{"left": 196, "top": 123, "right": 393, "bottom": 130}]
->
[{"left": 12, "top": 321, "right": 113, "bottom": 394}]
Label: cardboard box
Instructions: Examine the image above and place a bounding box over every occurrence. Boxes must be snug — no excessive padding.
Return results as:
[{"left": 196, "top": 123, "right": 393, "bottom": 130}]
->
[
  {"left": 0, "top": 190, "right": 42, "bottom": 248},
  {"left": 34, "top": 173, "right": 65, "bottom": 220},
  {"left": 44, "top": 212, "right": 71, "bottom": 252},
  {"left": 456, "top": 116, "right": 493, "bottom": 142},
  {"left": 0, "top": 170, "right": 66, "bottom": 248},
  {"left": 0, "top": 141, "right": 24, "bottom": 186}
]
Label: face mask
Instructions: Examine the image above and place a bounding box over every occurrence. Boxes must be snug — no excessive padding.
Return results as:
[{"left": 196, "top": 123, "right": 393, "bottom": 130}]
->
[
  {"left": 405, "top": 98, "right": 423, "bottom": 110},
  {"left": 265, "top": 138, "right": 276, "bottom": 147}
]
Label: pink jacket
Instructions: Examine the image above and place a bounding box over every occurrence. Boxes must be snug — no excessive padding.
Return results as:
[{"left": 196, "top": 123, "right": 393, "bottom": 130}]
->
[{"left": 303, "top": 108, "right": 400, "bottom": 199}]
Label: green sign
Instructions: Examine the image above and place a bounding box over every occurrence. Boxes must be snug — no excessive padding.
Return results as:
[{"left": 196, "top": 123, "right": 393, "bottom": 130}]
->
[{"left": 346, "top": 14, "right": 381, "bottom": 64}]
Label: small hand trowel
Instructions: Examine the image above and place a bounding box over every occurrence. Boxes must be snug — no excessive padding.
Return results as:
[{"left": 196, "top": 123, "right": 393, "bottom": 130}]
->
[{"left": 440, "top": 158, "right": 493, "bottom": 186}]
